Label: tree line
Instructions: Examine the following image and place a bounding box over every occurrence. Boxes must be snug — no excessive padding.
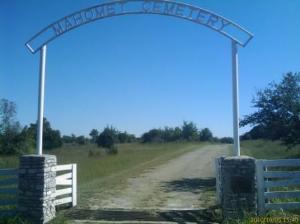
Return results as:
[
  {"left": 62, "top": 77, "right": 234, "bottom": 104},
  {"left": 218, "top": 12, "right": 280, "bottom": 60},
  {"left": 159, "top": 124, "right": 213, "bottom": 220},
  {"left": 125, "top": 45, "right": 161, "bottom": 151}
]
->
[
  {"left": 0, "top": 98, "right": 232, "bottom": 155},
  {"left": 1, "top": 71, "right": 298, "bottom": 154}
]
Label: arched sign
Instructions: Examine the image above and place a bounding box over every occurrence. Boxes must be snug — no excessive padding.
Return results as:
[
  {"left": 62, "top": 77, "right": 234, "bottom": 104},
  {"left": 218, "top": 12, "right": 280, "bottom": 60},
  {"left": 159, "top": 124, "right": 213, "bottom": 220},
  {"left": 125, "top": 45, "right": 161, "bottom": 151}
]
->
[
  {"left": 26, "top": 0, "right": 253, "bottom": 53},
  {"left": 26, "top": 0, "right": 253, "bottom": 157}
]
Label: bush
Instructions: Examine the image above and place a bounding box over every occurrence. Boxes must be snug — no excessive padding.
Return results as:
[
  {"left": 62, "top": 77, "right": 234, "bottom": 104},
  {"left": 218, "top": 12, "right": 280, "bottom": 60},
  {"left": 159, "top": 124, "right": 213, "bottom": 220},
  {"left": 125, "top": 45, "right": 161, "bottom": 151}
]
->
[
  {"left": 26, "top": 118, "right": 62, "bottom": 150},
  {"left": 76, "top": 135, "right": 87, "bottom": 145},
  {"left": 199, "top": 128, "right": 213, "bottom": 141},
  {"left": 118, "top": 132, "right": 136, "bottom": 143},
  {"left": 96, "top": 126, "right": 119, "bottom": 153},
  {"left": 0, "top": 128, "right": 34, "bottom": 155},
  {"left": 220, "top": 137, "right": 234, "bottom": 144},
  {"left": 141, "top": 129, "right": 163, "bottom": 143}
]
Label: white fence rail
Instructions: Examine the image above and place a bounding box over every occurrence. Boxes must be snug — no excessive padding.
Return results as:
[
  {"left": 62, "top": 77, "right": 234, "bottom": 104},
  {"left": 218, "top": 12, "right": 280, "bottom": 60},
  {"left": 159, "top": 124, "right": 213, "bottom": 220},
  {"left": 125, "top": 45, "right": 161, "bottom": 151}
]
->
[
  {"left": 0, "top": 168, "right": 18, "bottom": 218},
  {"left": 54, "top": 164, "right": 77, "bottom": 207},
  {"left": 256, "top": 159, "right": 300, "bottom": 215}
]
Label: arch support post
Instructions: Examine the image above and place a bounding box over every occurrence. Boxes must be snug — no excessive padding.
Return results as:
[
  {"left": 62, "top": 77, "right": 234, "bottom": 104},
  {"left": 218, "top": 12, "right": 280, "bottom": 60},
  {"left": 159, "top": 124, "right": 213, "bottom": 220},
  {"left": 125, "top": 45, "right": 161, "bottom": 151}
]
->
[
  {"left": 36, "top": 45, "right": 47, "bottom": 155},
  {"left": 231, "top": 40, "right": 240, "bottom": 156}
]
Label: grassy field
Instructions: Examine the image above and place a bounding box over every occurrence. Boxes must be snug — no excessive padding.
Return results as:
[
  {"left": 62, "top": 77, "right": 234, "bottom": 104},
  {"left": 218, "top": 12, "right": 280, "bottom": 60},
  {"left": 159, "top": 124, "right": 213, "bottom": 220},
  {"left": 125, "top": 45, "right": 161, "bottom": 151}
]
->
[
  {"left": 0, "top": 142, "right": 207, "bottom": 187},
  {"left": 241, "top": 139, "right": 300, "bottom": 159}
]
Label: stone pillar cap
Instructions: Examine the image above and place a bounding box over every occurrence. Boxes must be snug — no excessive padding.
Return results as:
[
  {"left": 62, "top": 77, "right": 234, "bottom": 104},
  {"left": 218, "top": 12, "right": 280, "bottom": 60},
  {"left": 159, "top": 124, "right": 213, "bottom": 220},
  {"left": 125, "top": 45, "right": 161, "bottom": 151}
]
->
[{"left": 224, "top": 155, "right": 255, "bottom": 161}]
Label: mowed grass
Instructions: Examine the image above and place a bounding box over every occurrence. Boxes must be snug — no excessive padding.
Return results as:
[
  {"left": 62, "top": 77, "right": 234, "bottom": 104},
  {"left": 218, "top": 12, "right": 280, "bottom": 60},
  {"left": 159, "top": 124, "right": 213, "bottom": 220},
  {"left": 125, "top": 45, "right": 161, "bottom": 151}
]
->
[{"left": 241, "top": 139, "right": 300, "bottom": 159}]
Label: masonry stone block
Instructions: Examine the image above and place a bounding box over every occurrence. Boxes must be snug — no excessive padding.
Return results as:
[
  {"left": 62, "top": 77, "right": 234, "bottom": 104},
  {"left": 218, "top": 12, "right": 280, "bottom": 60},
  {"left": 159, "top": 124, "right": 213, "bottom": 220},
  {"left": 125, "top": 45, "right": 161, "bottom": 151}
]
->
[
  {"left": 220, "top": 156, "right": 256, "bottom": 219},
  {"left": 18, "top": 154, "right": 56, "bottom": 224}
]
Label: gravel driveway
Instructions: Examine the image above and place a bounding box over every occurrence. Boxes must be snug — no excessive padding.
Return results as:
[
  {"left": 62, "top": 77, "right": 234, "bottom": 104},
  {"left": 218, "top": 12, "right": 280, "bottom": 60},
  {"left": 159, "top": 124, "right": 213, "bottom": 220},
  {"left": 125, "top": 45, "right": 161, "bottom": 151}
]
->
[{"left": 84, "top": 144, "right": 230, "bottom": 210}]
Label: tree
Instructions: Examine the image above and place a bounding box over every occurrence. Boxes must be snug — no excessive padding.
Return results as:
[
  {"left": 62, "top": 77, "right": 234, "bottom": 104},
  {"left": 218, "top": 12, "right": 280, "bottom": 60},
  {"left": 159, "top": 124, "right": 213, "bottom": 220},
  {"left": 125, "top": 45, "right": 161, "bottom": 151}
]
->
[
  {"left": 89, "top": 129, "right": 99, "bottom": 143},
  {"left": 62, "top": 135, "right": 76, "bottom": 144},
  {"left": 27, "top": 118, "right": 62, "bottom": 150},
  {"left": 0, "top": 99, "right": 34, "bottom": 154},
  {"left": 162, "top": 127, "right": 182, "bottom": 142},
  {"left": 240, "top": 125, "right": 267, "bottom": 140},
  {"left": 96, "top": 126, "right": 119, "bottom": 153},
  {"left": 181, "top": 121, "right": 198, "bottom": 141},
  {"left": 0, "top": 98, "right": 19, "bottom": 133},
  {"left": 240, "top": 72, "right": 300, "bottom": 147},
  {"left": 141, "top": 129, "right": 163, "bottom": 143},
  {"left": 118, "top": 131, "right": 136, "bottom": 143},
  {"left": 219, "top": 137, "right": 234, "bottom": 144},
  {"left": 199, "top": 128, "right": 213, "bottom": 141},
  {"left": 76, "top": 135, "right": 87, "bottom": 145}
]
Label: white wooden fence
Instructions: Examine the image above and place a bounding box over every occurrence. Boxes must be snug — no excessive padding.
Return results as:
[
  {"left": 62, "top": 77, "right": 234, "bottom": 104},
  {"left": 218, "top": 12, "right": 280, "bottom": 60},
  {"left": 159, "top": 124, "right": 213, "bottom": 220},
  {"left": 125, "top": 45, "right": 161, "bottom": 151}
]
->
[
  {"left": 54, "top": 164, "right": 77, "bottom": 207},
  {"left": 256, "top": 159, "right": 300, "bottom": 215},
  {"left": 0, "top": 168, "right": 18, "bottom": 218}
]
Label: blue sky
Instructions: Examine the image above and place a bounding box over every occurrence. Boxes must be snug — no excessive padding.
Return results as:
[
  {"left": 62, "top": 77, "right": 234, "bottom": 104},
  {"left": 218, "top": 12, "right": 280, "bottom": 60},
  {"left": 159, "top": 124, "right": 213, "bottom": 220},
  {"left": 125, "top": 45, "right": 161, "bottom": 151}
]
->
[{"left": 1, "top": 0, "right": 300, "bottom": 138}]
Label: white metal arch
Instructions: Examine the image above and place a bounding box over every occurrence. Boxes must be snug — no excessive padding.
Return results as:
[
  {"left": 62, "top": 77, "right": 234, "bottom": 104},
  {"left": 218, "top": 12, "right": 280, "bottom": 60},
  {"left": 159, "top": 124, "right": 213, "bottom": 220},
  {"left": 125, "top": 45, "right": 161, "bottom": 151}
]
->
[{"left": 26, "top": 0, "right": 253, "bottom": 156}]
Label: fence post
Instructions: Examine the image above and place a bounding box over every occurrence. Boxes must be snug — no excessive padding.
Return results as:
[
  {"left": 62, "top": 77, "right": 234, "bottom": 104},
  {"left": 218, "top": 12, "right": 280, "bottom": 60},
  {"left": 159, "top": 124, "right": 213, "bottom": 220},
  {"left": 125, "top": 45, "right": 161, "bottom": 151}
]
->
[
  {"left": 72, "top": 164, "right": 77, "bottom": 207},
  {"left": 256, "top": 160, "right": 266, "bottom": 215}
]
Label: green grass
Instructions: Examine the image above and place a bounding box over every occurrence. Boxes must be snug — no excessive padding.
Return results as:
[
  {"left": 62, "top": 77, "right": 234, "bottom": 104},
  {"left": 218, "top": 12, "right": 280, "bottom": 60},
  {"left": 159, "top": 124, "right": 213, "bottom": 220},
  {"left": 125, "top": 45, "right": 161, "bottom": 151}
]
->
[
  {"left": 240, "top": 139, "right": 300, "bottom": 220},
  {"left": 0, "top": 142, "right": 206, "bottom": 187},
  {"left": 241, "top": 139, "right": 300, "bottom": 159},
  {"left": 58, "top": 142, "right": 206, "bottom": 187}
]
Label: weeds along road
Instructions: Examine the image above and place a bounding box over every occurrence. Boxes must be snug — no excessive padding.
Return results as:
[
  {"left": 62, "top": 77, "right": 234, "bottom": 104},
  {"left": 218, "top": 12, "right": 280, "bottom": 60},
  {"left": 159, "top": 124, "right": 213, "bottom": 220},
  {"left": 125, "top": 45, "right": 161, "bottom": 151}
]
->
[{"left": 79, "top": 144, "right": 230, "bottom": 210}]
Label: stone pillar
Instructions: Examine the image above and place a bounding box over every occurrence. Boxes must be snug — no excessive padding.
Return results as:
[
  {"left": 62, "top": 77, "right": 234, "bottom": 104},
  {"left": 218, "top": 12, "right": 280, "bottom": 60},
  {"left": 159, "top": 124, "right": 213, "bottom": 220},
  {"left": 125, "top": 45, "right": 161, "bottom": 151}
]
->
[
  {"left": 18, "top": 155, "right": 56, "bottom": 224},
  {"left": 221, "top": 156, "right": 256, "bottom": 219}
]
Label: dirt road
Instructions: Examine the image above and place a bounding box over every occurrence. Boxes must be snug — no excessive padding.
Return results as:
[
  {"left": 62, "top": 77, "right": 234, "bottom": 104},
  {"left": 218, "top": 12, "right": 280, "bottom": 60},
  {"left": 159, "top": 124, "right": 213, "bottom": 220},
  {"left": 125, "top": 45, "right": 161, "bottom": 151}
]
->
[{"left": 82, "top": 144, "right": 229, "bottom": 210}]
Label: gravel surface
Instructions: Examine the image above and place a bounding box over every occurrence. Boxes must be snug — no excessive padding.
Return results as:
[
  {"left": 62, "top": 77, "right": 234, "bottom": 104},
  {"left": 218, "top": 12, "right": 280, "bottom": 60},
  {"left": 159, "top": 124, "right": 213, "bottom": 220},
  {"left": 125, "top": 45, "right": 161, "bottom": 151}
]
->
[{"left": 84, "top": 144, "right": 230, "bottom": 210}]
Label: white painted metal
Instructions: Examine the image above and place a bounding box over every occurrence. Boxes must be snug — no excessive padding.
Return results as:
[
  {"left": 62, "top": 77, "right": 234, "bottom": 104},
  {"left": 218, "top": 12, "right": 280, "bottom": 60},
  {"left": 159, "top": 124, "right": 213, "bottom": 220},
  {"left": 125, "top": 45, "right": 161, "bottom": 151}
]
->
[
  {"left": 264, "top": 178, "right": 300, "bottom": 188},
  {"left": 231, "top": 40, "right": 240, "bottom": 156},
  {"left": 264, "top": 171, "right": 300, "bottom": 178},
  {"left": 54, "top": 197, "right": 72, "bottom": 206},
  {"left": 256, "top": 159, "right": 300, "bottom": 214},
  {"left": 56, "top": 178, "right": 72, "bottom": 186},
  {"left": 266, "top": 202, "right": 300, "bottom": 210},
  {"left": 55, "top": 188, "right": 72, "bottom": 197},
  {"left": 36, "top": 45, "right": 47, "bottom": 155},
  {"left": 261, "top": 159, "right": 300, "bottom": 167},
  {"left": 54, "top": 164, "right": 73, "bottom": 172},
  {"left": 265, "top": 191, "right": 300, "bottom": 199},
  {"left": 72, "top": 164, "right": 77, "bottom": 206},
  {"left": 54, "top": 163, "right": 77, "bottom": 207},
  {"left": 256, "top": 160, "right": 266, "bottom": 215},
  {"left": 56, "top": 172, "right": 72, "bottom": 181}
]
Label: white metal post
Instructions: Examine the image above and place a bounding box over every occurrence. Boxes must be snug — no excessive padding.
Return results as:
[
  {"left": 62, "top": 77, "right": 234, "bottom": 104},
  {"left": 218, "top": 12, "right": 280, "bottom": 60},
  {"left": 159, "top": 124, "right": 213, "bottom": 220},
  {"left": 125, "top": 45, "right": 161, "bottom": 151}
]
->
[
  {"left": 72, "top": 164, "right": 77, "bottom": 207},
  {"left": 231, "top": 41, "right": 240, "bottom": 156},
  {"left": 36, "top": 45, "right": 47, "bottom": 155}
]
